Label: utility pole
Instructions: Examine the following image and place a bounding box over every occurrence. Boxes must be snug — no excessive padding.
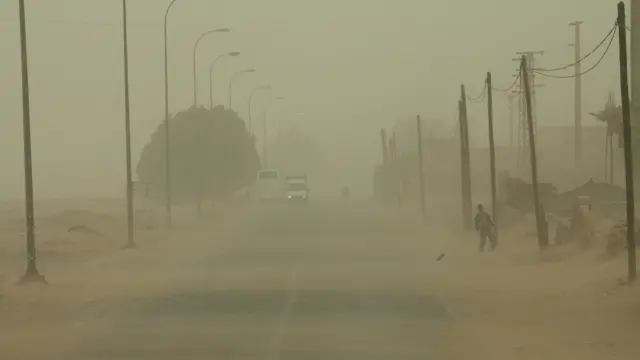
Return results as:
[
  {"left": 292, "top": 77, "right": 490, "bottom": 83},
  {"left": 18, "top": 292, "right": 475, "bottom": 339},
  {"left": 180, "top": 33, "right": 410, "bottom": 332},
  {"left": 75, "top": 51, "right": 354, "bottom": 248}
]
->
[
  {"left": 617, "top": 1, "right": 636, "bottom": 282},
  {"left": 507, "top": 93, "right": 516, "bottom": 150},
  {"left": 514, "top": 51, "right": 544, "bottom": 135},
  {"left": 570, "top": 21, "right": 584, "bottom": 169},
  {"left": 487, "top": 73, "right": 498, "bottom": 242},
  {"left": 17, "top": 0, "right": 46, "bottom": 284},
  {"left": 511, "top": 69, "right": 543, "bottom": 171},
  {"left": 631, "top": 0, "right": 640, "bottom": 124},
  {"left": 389, "top": 132, "right": 401, "bottom": 207},
  {"left": 122, "top": 0, "right": 136, "bottom": 249},
  {"left": 263, "top": 110, "right": 268, "bottom": 168},
  {"left": 416, "top": 115, "right": 426, "bottom": 220},
  {"left": 380, "top": 129, "right": 390, "bottom": 205},
  {"left": 460, "top": 86, "right": 472, "bottom": 230},
  {"left": 457, "top": 100, "right": 467, "bottom": 224},
  {"left": 522, "top": 55, "right": 548, "bottom": 250}
]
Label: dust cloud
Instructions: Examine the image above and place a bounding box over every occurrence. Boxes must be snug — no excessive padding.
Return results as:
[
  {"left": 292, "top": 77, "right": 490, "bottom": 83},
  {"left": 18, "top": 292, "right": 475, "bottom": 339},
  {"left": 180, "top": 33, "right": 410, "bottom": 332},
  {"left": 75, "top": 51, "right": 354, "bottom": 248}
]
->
[{"left": 1, "top": 0, "right": 639, "bottom": 359}]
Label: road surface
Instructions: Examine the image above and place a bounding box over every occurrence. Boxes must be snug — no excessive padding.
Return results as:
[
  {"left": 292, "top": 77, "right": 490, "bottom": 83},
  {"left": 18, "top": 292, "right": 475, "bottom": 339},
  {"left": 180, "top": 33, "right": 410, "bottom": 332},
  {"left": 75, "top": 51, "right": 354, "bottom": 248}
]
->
[{"left": 5, "top": 202, "right": 453, "bottom": 359}]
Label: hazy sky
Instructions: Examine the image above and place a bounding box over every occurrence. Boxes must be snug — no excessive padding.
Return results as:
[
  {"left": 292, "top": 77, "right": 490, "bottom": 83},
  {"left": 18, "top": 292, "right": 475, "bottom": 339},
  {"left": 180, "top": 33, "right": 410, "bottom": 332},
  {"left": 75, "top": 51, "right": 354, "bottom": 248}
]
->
[{"left": 0, "top": 0, "right": 625, "bottom": 199}]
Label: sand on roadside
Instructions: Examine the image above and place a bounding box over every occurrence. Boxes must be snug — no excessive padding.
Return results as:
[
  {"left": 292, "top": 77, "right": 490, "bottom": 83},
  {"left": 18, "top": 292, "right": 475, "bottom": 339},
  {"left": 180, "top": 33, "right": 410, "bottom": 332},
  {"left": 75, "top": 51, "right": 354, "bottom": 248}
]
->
[{"left": 431, "top": 212, "right": 640, "bottom": 360}]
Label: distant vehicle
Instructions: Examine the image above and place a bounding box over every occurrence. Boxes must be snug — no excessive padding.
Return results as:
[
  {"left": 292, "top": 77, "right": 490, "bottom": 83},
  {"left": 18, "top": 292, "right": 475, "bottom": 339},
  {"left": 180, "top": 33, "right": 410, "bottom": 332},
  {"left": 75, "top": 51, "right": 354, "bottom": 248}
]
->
[
  {"left": 254, "top": 169, "right": 285, "bottom": 201},
  {"left": 285, "top": 175, "right": 309, "bottom": 202}
]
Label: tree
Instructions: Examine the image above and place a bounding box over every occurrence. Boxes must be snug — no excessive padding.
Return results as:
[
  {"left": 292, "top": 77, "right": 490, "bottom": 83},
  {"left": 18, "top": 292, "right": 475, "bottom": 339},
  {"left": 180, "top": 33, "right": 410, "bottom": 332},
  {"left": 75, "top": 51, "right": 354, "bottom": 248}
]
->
[{"left": 136, "top": 106, "right": 260, "bottom": 204}]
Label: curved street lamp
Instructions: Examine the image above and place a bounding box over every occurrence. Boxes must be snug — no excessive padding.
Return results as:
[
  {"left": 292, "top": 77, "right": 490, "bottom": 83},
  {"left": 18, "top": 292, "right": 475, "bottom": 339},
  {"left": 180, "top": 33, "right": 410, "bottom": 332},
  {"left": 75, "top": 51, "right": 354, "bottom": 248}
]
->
[
  {"left": 247, "top": 85, "right": 271, "bottom": 134},
  {"left": 228, "top": 68, "right": 256, "bottom": 111},
  {"left": 263, "top": 96, "right": 285, "bottom": 168},
  {"left": 209, "top": 51, "right": 240, "bottom": 109},
  {"left": 122, "top": 0, "right": 135, "bottom": 249},
  {"left": 163, "top": 0, "right": 180, "bottom": 227},
  {"left": 17, "top": 0, "right": 46, "bottom": 283},
  {"left": 192, "top": 28, "right": 230, "bottom": 107}
]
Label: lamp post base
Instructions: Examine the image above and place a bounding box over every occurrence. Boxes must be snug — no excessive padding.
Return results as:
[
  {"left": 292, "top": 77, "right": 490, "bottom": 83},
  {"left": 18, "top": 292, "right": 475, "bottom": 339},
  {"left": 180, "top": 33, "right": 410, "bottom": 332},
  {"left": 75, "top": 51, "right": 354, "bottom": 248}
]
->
[
  {"left": 122, "top": 242, "right": 138, "bottom": 250},
  {"left": 18, "top": 268, "right": 47, "bottom": 285}
]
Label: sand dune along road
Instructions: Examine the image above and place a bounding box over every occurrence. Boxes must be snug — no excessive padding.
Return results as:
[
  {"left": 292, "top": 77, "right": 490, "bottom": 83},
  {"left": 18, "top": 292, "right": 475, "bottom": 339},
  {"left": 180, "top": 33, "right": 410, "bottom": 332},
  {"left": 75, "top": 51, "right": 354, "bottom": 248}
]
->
[{"left": 5, "top": 203, "right": 452, "bottom": 360}]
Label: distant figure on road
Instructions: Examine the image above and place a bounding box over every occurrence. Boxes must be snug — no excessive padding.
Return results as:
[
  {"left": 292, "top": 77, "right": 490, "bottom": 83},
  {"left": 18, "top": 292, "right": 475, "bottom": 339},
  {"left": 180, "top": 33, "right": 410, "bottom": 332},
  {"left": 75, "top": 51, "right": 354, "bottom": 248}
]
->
[
  {"left": 474, "top": 204, "right": 496, "bottom": 252},
  {"left": 342, "top": 186, "right": 350, "bottom": 201}
]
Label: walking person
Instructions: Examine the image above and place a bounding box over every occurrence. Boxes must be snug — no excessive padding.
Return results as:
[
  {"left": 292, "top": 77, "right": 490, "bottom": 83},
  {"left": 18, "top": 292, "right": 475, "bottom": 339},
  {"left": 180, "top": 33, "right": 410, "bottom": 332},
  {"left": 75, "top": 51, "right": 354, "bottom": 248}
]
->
[{"left": 474, "top": 204, "right": 496, "bottom": 252}]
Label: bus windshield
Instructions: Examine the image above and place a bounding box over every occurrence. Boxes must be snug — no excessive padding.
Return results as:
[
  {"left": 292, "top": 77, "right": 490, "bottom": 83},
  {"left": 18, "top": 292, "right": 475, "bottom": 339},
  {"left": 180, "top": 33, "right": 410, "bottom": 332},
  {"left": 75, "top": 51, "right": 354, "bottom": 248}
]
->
[{"left": 286, "top": 182, "right": 307, "bottom": 191}]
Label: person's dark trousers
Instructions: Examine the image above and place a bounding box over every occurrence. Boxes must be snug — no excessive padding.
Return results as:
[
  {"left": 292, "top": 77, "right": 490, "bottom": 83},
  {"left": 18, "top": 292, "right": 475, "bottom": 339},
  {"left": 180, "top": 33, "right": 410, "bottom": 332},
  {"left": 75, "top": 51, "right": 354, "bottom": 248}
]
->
[{"left": 479, "top": 229, "right": 496, "bottom": 252}]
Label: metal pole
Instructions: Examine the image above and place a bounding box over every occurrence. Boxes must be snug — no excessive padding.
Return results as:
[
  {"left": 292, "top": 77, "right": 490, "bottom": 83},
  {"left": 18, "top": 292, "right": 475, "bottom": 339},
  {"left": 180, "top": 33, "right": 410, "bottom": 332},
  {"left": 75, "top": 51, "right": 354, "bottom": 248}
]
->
[
  {"left": 460, "top": 85, "right": 473, "bottom": 230},
  {"left": 229, "top": 72, "right": 243, "bottom": 111},
  {"left": 17, "top": 0, "right": 45, "bottom": 284},
  {"left": 192, "top": 29, "right": 230, "bottom": 107},
  {"left": 122, "top": 0, "right": 136, "bottom": 249},
  {"left": 522, "top": 56, "right": 548, "bottom": 250},
  {"left": 487, "top": 73, "right": 498, "bottom": 242},
  {"left": 263, "top": 107, "right": 268, "bottom": 167},
  {"left": 617, "top": 1, "right": 636, "bottom": 282},
  {"left": 248, "top": 86, "right": 270, "bottom": 135},
  {"left": 248, "top": 91, "right": 253, "bottom": 134},
  {"left": 570, "top": 21, "right": 584, "bottom": 169},
  {"left": 229, "top": 70, "right": 254, "bottom": 111},
  {"left": 416, "top": 115, "right": 426, "bottom": 220},
  {"left": 209, "top": 54, "right": 227, "bottom": 110},
  {"left": 163, "top": 0, "right": 178, "bottom": 228}
]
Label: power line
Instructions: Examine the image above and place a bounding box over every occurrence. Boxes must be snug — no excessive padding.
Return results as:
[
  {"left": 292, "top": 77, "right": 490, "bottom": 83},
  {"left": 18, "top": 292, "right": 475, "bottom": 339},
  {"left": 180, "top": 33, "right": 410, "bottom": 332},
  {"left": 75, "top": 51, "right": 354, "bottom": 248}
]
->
[
  {"left": 533, "top": 22, "right": 616, "bottom": 72},
  {"left": 492, "top": 71, "right": 521, "bottom": 92},
  {"left": 533, "top": 25, "right": 617, "bottom": 79},
  {"left": 466, "top": 82, "right": 487, "bottom": 101}
]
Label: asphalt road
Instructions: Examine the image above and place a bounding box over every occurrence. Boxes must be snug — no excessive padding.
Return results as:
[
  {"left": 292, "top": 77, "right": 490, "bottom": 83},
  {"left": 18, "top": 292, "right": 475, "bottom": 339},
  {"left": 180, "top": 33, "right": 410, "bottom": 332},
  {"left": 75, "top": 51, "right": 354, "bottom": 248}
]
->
[{"left": 14, "top": 202, "right": 452, "bottom": 359}]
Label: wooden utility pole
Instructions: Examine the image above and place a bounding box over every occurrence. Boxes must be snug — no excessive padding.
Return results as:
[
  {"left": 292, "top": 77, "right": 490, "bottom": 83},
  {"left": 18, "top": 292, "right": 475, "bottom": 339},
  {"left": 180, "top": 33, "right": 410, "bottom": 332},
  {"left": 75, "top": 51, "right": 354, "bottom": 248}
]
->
[
  {"left": 487, "top": 73, "right": 498, "bottom": 242},
  {"left": 521, "top": 56, "right": 548, "bottom": 250},
  {"left": 389, "top": 132, "right": 401, "bottom": 207},
  {"left": 380, "top": 128, "right": 390, "bottom": 205},
  {"left": 460, "top": 86, "right": 473, "bottom": 229},
  {"left": 457, "top": 100, "right": 467, "bottom": 225},
  {"left": 416, "top": 115, "right": 426, "bottom": 220},
  {"left": 617, "top": 1, "right": 636, "bottom": 282},
  {"left": 507, "top": 93, "right": 516, "bottom": 150},
  {"left": 570, "top": 21, "right": 584, "bottom": 169}
]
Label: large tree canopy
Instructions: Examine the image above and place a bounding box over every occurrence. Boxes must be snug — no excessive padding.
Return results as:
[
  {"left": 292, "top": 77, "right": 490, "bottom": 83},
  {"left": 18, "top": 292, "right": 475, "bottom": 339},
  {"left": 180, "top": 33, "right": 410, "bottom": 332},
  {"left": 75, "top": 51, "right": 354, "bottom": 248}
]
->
[{"left": 136, "top": 106, "right": 260, "bottom": 204}]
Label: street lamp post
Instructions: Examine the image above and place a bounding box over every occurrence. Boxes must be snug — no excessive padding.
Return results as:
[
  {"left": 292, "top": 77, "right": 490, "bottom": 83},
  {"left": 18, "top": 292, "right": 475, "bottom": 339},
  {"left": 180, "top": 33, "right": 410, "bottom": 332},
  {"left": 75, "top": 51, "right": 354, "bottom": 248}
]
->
[
  {"left": 209, "top": 52, "right": 240, "bottom": 109},
  {"left": 228, "top": 68, "right": 256, "bottom": 111},
  {"left": 192, "top": 28, "right": 230, "bottom": 107},
  {"left": 263, "top": 96, "right": 285, "bottom": 168},
  {"left": 163, "top": 0, "right": 180, "bottom": 228},
  {"left": 248, "top": 85, "right": 271, "bottom": 134},
  {"left": 17, "top": 0, "right": 46, "bottom": 284},
  {"left": 122, "top": 0, "right": 136, "bottom": 249}
]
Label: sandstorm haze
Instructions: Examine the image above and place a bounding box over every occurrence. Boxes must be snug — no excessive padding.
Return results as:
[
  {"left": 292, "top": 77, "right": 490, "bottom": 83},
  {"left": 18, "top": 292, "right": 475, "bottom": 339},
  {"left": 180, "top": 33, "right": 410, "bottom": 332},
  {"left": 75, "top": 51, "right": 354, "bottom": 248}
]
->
[{"left": 0, "top": 0, "right": 621, "bottom": 199}]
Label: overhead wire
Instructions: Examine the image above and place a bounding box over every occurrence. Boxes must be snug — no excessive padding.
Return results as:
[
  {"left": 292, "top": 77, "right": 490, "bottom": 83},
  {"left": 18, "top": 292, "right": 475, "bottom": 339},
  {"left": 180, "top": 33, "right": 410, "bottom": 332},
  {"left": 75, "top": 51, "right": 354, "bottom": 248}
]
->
[
  {"left": 532, "top": 25, "right": 617, "bottom": 79},
  {"left": 492, "top": 71, "right": 521, "bottom": 93},
  {"left": 532, "top": 22, "right": 617, "bottom": 72},
  {"left": 465, "top": 82, "right": 487, "bottom": 102}
]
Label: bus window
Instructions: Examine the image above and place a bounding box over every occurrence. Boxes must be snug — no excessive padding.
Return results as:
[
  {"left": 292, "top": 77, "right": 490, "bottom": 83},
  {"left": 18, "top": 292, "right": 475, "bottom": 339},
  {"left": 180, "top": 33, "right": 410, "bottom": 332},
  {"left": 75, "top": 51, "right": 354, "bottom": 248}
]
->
[{"left": 258, "top": 170, "right": 279, "bottom": 180}]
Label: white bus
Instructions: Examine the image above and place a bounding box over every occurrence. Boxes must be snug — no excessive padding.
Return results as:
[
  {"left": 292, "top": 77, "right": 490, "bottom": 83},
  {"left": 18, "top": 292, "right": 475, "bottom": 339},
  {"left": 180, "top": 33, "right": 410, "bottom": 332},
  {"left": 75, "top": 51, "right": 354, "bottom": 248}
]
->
[{"left": 254, "top": 169, "right": 285, "bottom": 201}]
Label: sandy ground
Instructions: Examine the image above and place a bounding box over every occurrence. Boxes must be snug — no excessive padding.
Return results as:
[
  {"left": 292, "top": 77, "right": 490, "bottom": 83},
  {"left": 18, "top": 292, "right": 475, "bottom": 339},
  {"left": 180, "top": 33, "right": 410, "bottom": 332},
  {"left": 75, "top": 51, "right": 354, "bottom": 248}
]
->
[
  {"left": 1, "top": 199, "right": 640, "bottom": 359},
  {"left": 432, "top": 211, "right": 640, "bottom": 360}
]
